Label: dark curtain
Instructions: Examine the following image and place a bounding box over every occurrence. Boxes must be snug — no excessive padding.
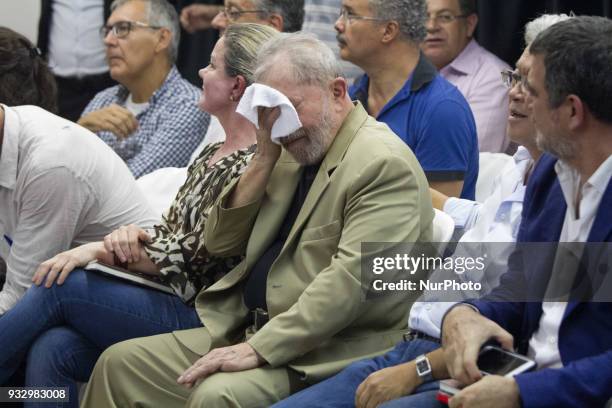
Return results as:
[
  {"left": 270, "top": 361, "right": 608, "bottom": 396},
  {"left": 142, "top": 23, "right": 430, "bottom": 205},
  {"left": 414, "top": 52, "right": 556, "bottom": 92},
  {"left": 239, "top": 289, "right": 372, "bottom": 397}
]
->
[
  {"left": 171, "top": 0, "right": 223, "bottom": 86},
  {"left": 476, "top": 0, "right": 612, "bottom": 66}
]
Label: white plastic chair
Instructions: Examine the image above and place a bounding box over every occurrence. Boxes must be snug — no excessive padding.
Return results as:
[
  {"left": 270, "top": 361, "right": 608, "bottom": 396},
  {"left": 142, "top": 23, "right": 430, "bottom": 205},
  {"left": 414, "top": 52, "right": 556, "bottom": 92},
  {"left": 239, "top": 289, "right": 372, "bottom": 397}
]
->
[
  {"left": 475, "top": 152, "right": 514, "bottom": 202},
  {"left": 136, "top": 167, "right": 188, "bottom": 220},
  {"left": 432, "top": 208, "right": 455, "bottom": 254}
]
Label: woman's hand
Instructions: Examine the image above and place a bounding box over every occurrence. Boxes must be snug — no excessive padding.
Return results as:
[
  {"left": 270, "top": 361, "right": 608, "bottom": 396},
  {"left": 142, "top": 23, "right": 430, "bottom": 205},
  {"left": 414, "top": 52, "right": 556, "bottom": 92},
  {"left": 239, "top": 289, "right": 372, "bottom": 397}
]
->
[
  {"left": 103, "top": 224, "right": 152, "bottom": 263},
  {"left": 33, "top": 242, "right": 109, "bottom": 287}
]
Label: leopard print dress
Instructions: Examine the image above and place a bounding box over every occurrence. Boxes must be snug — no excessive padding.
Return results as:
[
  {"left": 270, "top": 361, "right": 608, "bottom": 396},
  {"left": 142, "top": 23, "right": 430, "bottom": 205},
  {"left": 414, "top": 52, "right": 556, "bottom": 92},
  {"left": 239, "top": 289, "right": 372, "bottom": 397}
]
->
[{"left": 144, "top": 142, "right": 256, "bottom": 303}]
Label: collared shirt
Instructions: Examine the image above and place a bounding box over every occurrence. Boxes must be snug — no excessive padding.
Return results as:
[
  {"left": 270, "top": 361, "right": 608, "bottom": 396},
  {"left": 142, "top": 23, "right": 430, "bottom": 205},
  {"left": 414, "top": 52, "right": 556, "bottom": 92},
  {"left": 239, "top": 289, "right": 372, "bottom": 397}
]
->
[
  {"left": 409, "top": 147, "right": 534, "bottom": 338},
  {"left": 0, "top": 105, "right": 158, "bottom": 314},
  {"left": 350, "top": 54, "right": 479, "bottom": 200},
  {"left": 527, "top": 154, "right": 612, "bottom": 369},
  {"left": 302, "top": 0, "right": 363, "bottom": 81},
  {"left": 444, "top": 147, "right": 532, "bottom": 232},
  {"left": 81, "top": 66, "right": 210, "bottom": 178},
  {"left": 440, "top": 39, "right": 510, "bottom": 153},
  {"left": 48, "top": 0, "right": 108, "bottom": 77}
]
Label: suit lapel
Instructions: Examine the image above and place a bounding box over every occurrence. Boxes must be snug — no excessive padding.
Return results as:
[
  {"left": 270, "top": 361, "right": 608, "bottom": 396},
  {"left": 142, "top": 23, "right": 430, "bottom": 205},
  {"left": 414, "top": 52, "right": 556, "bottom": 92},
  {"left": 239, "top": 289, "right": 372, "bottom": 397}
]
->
[
  {"left": 281, "top": 103, "right": 369, "bottom": 250},
  {"left": 564, "top": 177, "right": 612, "bottom": 317},
  {"left": 586, "top": 177, "right": 612, "bottom": 243}
]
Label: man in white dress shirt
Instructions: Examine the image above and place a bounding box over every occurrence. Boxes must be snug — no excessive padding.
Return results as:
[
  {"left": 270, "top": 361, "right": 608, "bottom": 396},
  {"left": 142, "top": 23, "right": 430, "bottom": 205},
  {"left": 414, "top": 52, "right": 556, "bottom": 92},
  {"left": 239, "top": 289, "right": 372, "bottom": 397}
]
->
[{"left": 441, "top": 16, "right": 612, "bottom": 408}]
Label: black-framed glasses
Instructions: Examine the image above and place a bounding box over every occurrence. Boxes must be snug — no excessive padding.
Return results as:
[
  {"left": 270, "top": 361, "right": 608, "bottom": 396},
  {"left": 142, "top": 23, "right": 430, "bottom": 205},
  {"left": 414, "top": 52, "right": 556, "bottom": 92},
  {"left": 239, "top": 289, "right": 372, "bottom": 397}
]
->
[
  {"left": 100, "top": 20, "right": 162, "bottom": 39},
  {"left": 501, "top": 69, "right": 525, "bottom": 89},
  {"left": 427, "top": 12, "right": 468, "bottom": 25},
  {"left": 338, "top": 8, "right": 387, "bottom": 24},
  {"left": 222, "top": 7, "right": 266, "bottom": 22}
]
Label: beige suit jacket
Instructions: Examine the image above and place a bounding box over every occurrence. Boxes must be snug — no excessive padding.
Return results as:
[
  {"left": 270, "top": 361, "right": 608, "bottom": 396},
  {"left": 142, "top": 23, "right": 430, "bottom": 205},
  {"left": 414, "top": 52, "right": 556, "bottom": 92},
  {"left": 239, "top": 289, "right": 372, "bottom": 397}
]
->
[{"left": 172, "top": 103, "right": 434, "bottom": 382}]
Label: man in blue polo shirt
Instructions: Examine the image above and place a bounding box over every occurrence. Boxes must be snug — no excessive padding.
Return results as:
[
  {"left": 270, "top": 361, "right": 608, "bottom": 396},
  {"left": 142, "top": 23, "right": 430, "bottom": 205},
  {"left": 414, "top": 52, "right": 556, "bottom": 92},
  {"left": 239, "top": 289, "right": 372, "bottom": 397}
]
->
[{"left": 335, "top": 0, "right": 478, "bottom": 199}]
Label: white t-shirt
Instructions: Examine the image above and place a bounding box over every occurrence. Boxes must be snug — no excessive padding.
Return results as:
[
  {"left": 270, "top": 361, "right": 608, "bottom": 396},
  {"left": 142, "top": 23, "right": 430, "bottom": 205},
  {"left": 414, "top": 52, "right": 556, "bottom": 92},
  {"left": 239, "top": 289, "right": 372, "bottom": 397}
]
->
[{"left": 125, "top": 94, "right": 150, "bottom": 117}]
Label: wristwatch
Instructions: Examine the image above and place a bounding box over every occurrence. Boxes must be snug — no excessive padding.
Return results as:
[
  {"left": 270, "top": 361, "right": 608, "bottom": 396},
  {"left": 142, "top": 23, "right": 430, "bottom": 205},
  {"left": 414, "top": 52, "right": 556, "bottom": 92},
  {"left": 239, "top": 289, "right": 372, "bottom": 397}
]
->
[{"left": 415, "top": 354, "right": 433, "bottom": 383}]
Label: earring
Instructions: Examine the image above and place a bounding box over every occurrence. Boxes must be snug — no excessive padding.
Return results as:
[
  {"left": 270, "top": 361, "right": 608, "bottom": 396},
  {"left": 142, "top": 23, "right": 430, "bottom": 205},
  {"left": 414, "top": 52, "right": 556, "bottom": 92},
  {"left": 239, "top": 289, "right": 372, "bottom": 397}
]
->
[{"left": 229, "top": 95, "right": 235, "bottom": 101}]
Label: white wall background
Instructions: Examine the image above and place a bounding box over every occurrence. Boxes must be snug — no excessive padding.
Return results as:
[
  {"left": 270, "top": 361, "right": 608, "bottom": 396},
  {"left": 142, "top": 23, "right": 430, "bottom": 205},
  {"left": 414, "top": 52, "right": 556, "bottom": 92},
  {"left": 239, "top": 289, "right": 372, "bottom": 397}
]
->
[{"left": 0, "top": 0, "right": 41, "bottom": 43}]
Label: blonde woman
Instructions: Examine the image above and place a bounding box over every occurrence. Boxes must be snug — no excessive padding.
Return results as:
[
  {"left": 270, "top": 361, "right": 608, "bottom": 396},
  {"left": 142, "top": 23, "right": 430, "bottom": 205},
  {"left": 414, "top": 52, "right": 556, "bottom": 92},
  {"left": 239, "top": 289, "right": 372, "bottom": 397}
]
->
[{"left": 0, "top": 23, "right": 277, "bottom": 406}]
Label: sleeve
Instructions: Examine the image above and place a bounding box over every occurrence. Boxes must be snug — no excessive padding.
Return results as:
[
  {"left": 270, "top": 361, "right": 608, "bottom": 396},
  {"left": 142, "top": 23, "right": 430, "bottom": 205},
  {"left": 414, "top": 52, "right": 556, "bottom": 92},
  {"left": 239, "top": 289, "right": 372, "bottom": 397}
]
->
[
  {"left": 408, "top": 301, "right": 456, "bottom": 339},
  {"left": 443, "top": 197, "right": 482, "bottom": 230},
  {"left": 0, "top": 168, "right": 96, "bottom": 314},
  {"left": 247, "top": 155, "right": 429, "bottom": 366},
  {"left": 416, "top": 99, "right": 476, "bottom": 182},
  {"left": 203, "top": 178, "right": 264, "bottom": 258},
  {"left": 126, "top": 102, "right": 210, "bottom": 178},
  {"left": 515, "top": 350, "right": 612, "bottom": 407}
]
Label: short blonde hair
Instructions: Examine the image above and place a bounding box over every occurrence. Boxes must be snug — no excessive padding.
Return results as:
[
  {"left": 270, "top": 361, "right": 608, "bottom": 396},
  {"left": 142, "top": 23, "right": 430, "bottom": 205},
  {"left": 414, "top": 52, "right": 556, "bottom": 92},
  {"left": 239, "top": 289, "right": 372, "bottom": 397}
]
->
[{"left": 223, "top": 23, "right": 279, "bottom": 85}]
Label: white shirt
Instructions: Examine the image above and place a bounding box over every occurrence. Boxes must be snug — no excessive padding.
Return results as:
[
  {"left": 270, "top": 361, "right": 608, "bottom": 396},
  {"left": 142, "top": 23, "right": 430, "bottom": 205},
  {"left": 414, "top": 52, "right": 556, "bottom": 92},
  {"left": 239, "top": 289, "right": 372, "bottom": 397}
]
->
[
  {"left": 125, "top": 94, "right": 150, "bottom": 117},
  {"left": 47, "top": 0, "right": 108, "bottom": 77},
  {"left": 0, "top": 105, "right": 158, "bottom": 314},
  {"left": 409, "top": 147, "right": 533, "bottom": 338},
  {"left": 527, "top": 154, "right": 612, "bottom": 369},
  {"left": 445, "top": 147, "right": 532, "bottom": 234}
]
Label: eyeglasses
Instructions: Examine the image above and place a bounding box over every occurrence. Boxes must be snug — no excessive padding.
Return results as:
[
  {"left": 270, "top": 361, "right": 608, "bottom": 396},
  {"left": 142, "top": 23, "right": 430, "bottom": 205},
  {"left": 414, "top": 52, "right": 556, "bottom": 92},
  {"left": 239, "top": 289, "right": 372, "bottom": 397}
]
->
[
  {"left": 338, "top": 8, "right": 387, "bottom": 24},
  {"left": 427, "top": 12, "right": 468, "bottom": 25},
  {"left": 501, "top": 69, "right": 526, "bottom": 89},
  {"left": 222, "top": 7, "right": 266, "bottom": 22},
  {"left": 100, "top": 21, "right": 162, "bottom": 39}
]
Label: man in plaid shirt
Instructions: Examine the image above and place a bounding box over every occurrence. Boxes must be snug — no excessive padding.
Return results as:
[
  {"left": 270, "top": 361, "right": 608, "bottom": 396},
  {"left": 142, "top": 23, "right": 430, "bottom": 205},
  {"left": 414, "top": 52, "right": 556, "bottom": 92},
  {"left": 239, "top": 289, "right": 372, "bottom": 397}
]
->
[{"left": 78, "top": 0, "right": 209, "bottom": 178}]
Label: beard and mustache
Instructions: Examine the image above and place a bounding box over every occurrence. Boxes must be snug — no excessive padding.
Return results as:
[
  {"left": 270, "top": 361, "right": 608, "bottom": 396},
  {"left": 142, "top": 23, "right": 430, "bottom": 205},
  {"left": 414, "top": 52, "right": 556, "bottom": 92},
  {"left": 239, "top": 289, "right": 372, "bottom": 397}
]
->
[{"left": 278, "top": 104, "right": 335, "bottom": 165}]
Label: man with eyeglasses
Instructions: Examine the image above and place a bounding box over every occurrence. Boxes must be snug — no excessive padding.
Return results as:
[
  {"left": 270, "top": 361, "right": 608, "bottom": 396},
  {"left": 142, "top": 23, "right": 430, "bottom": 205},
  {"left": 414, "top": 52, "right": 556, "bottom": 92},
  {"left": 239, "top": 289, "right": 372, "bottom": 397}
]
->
[
  {"left": 77, "top": 0, "right": 210, "bottom": 178},
  {"left": 335, "top": 0, "right": 478, "bottom": 200},
  {"left": 423, "top": 0, "right": 510, "bottom": 154},
  {"left": 181, "top": 0, "right": 304, "bottom": 35}
]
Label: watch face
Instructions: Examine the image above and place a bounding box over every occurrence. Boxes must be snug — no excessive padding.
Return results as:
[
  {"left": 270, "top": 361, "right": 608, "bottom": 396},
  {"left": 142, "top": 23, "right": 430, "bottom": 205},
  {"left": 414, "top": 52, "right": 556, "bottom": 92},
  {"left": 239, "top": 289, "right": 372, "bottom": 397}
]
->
[{"left": 417, "top": 359, "right": 429, "bottom": 374}]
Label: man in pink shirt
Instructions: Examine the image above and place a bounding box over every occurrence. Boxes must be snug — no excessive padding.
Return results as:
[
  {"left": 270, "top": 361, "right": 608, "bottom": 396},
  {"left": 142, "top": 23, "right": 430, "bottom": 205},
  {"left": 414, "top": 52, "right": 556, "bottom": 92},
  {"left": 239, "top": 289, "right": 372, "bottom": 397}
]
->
[{"left": 422, "top": 0, "right": 510, "bottom": 153}]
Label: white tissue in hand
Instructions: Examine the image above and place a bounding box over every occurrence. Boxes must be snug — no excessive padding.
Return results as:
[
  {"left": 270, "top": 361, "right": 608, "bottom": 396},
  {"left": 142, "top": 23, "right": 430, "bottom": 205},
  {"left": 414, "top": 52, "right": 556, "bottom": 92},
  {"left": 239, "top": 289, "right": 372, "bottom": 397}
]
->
[{"left": 236, "top": 83, "right": 302, "bottom": 145}]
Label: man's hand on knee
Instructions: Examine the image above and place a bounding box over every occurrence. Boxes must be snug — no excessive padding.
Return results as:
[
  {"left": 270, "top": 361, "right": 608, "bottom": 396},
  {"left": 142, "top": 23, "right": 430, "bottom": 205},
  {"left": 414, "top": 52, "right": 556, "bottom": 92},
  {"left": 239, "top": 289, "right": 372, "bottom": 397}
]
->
[
  {"left": 177, "top": 342, "right": 265, "bottom": 388},
  {"left": 355, "top": 362, "right": 420, "bottom": 408}
]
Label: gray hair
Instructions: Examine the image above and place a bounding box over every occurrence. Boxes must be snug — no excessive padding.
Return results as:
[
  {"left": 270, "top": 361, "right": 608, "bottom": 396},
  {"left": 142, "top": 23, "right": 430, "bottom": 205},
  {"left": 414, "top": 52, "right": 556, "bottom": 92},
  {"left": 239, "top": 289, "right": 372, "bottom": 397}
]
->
[
  {"left": 253, "top": 0, "right": 305, "bottom": 32},
  {"left": 368, "top": 0, "right": 427, "bottom": 43},
  {"left": 111, "top": 0, "right": 180, "bottom": 63},
  {"left": 254, "top": 32, "right": 343, "bottom": 88},
  {"left": 530, "top": 16, "right": 612, "bottom": 124},
  {"left": 524, "top": 14, "right": 571, "bottom": 45},
  {"left": 223, "top": 23, "right": 279, "bottom": 85}
]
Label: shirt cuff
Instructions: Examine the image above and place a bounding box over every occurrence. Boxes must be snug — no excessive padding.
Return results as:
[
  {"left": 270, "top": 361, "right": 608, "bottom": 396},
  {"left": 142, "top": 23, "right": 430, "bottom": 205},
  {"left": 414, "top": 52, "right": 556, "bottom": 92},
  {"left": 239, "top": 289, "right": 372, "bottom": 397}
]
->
[{"left": 443, "top": 197, "right": 481, "bottom": 229}]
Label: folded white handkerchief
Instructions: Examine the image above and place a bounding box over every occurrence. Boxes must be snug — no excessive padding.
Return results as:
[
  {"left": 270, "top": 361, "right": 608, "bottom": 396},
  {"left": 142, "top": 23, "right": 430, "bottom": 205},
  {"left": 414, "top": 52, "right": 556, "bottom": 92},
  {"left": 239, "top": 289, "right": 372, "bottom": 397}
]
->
[{"left": 236, "top": 83, "right": 302, "bottom": 144}]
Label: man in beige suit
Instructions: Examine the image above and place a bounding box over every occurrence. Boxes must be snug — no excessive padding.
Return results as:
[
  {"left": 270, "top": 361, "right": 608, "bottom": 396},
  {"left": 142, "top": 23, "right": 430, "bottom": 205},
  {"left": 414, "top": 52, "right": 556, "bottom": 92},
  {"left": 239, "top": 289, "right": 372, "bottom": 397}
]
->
[{"left": 83, "top": 33, "right": 434, "bottom": 407}]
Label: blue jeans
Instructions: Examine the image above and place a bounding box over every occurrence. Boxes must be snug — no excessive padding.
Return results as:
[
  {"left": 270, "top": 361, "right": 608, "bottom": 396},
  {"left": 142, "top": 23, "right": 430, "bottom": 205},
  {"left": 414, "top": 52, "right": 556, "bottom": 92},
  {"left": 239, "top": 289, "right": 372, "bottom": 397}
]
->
[
  {"left": 272, "top": 338, "right": 441, "bottom": 408},
  {"left": 0, "top": 269, "right": 201, "bottom": 407}
]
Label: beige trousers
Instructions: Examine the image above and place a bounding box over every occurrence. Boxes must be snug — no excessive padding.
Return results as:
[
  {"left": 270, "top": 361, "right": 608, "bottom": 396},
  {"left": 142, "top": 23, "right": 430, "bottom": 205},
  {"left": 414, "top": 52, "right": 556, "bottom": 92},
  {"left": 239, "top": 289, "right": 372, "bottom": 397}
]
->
[{"left": 81, "top": 333, "right": 306, "bottom": 408}]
